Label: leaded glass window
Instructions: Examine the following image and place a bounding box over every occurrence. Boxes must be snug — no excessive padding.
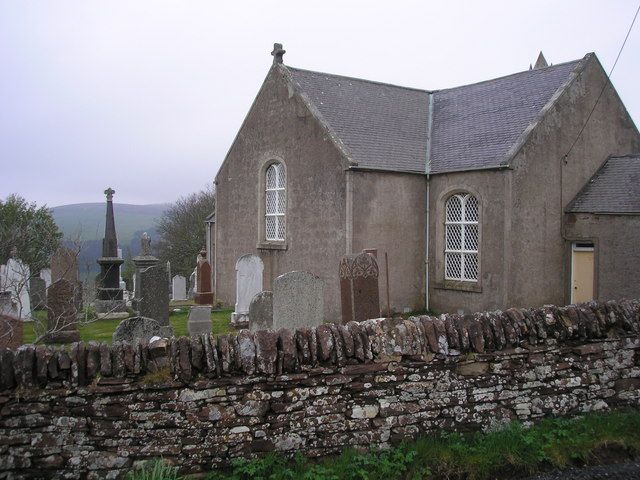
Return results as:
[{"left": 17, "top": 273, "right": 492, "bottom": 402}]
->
[
  {"left": 265, "top": 163, "right": 286, "bottom": 241},
  {"left": 445, "top": 193, "right": 479, "bottom": 281}
]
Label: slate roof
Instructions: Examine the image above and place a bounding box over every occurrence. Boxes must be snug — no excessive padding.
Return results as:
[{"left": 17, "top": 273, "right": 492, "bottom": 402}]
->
[
  {"left": 286, "top": 57, "right": 585, "bottom": 174},
  {"left": 566, "top": 155, "right": 640, "bottom": 214},
  {"left": 288, "top": 68, "right": 429, "bottom": 173}
]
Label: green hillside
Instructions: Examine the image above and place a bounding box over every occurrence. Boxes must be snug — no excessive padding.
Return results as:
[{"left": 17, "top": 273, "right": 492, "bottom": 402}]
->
[{"left": 51, "top": 203, "right": 169, "bottom": 244}]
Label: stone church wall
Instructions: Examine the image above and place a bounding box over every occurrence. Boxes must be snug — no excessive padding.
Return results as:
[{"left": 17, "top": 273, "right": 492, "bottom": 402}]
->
[{"left": 1, "top": 300, "right": 639, "bottom": 478}]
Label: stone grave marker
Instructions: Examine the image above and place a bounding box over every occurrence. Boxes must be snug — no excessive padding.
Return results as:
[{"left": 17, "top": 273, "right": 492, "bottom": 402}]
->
[
  {"left": 273, "top": 271, "right": 324, "bottom": 330},
  {"left": 0, "top": 314, "right": 23, "bottom": 349},
  {"left": 0, "top": 292, "right": 18, "bottom": 319},
  {"left": 249, "top": 291, "right": 273, "bottom": 332},
  {"left": 138, "top": 264, "right": 170, "bottom": 327},
  {"left": 113, "top": 316, "right": 163, "bottom": 343},
  {"left": 339, "top": 252, "right": 381, "bottom": 323},
  {"left": 39, "top": 269, "right": 52, "bottom": 289},
  {"left": 194, "top": 249, "right": 213, "bottom": 305},
  {"left": 1, "top": 247, "right": 31, "bottom": 320},
  {"left": 188, "top": 268, "right": 196, "bottom": 299},
  {"left": 51, "top": 247, "right": 78, "bottom": 284},
  {"left": 45, "top": 279, "right": 80, "bottom": 343},
  {"left": 188, "top": 306, "right": 212, "bottom": 336},
  {"left": 231, "top": 254, "right": 263, "bottom": 327},
  {"left": 29, "top": 277, "right": 47, "bottom": 310},
  {"left": 172, "top": 275, "right": 187, "bottom": 301}
]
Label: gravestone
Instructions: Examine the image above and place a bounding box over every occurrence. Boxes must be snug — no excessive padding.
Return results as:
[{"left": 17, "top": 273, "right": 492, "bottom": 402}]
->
[
  {"left": 188, "top": 268, "right": 196, "bottom": 299},
  {"left": 50, "top": 247, "right": 84, "bottom": 314},
  {"left": 0, "top": 314, "right": 23, "bottom": 349},
  {"left": 0, "top": 292, "right": 18, "bottom": 318},
  {"left": 272, "top": 271, "right": 324, "bottom": 330},
  {"left": 29, "top": 277, "right": 47, "bottom": 310},
  {"left": 249, "top": 291, "right": 273, "bottom": 332},
  {"left": 40, "top": 269, "right": 52, "bottom": 289},
  {"left": 339, "top": 252, "right": 381, "bottom": 323},
  {"left": 45, "top": 279, "right": 80, "bottom": 343},
  {"left": 172, "top": 275, "right": 187, "bottom": 301},
  {"left": 194, "top": 248, "right": 213, "bottom": 305},
  {"left": 113, "top": 316, "right": 163, "bottom": 343},
  {"left": 51, "top": 247, "right": 78, "bottom": 284},
  {"left": 188, "top": 306, "right": 212, "bottom": 336},
  {"left": 137, "top": 264, "right": 170, "bottom": 327},
  {"left": 1, "top": 247, "right": 31, "bottom": 320},
  {"left": 231, "top": 254, "right": 263, "bottom": 327}
]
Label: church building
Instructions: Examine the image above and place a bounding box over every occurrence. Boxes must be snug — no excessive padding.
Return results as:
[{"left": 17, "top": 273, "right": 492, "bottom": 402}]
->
[{"left": 212, "top": 45, "right": 640, "bottom": 320}]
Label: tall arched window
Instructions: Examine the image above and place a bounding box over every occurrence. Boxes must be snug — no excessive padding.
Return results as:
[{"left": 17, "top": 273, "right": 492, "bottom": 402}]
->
[
  {"left": 445, "top": 193, "right": 479, "bottom": 282},
  {"left": 265, "top": 162, "right": 286, "bottom": 241}
]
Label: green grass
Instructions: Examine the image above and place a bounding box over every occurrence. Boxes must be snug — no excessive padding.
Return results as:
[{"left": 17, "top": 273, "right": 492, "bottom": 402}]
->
[
  {"left": 125, "top": 410, "right": 640, "bottom": 480},
  {"left": 23, "top": 307, "right": 235, "bottom": 344}
]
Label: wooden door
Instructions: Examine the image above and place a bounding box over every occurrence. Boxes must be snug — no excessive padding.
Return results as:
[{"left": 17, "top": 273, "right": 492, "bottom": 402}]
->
[{"left": 571, "top": 243, "right": 594, "bottom": 303}]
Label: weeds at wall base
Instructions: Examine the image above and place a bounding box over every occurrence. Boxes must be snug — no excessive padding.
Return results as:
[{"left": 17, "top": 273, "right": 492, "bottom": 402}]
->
[{"left": 126, "top": 410, "right": 640, "bottom": 480}]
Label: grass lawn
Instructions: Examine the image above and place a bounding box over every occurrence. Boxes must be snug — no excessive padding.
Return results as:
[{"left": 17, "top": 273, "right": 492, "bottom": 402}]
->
[{"left": 23, "top": 306, "right": 235, "bottom": 344}]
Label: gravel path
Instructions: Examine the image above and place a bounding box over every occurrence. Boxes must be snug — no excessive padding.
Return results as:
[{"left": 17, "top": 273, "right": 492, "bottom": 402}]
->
[{"left": 523, "top": 461, "right": 640, "bottom": 479}]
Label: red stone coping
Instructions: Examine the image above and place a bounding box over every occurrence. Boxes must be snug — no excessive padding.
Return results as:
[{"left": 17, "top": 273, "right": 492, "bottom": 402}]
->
[{"left": 0, "top": 300, "right": 638, "bottom": 391}]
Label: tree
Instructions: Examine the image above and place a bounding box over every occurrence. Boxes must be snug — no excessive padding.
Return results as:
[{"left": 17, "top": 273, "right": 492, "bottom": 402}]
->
[
  {"left": 0, "top": 194, "right": 62, "bottom": 273},
  {"left": 156, "top": 184, "right": 215, "bottom": 278}
]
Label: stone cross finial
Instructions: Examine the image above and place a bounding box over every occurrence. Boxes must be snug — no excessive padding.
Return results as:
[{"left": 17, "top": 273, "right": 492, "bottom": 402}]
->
[
  {"left": 140, "top": 232, "right": 151, "bottom": 256},
  {"left": 104, "top": 187, "right": 115, "bottom": 201},
  {"left": 271, "top": 43, "right": 285, "bottom": 64}
]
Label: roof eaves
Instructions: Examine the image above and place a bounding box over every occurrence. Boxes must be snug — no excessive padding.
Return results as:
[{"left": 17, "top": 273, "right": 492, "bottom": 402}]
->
[
  {"left": 429, "top": 163, "right": 512, "bottom": 175},
  {"left": 348, "top": 165, "right": 426, "bottom": 175},
  {"left": 279, "top": 65, "right": 358, "bottom": 167},
  {"left": 500, "top": 53, "right": 593, "bottom": 168}
]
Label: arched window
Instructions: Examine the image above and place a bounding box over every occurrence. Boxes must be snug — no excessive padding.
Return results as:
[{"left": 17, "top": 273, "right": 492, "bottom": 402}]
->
[
  {"left": 445, "top": 193, "right": 479, "bottom": 282},
  {"left": 265, "top": 162, "right": 286, "bottom": 241}
]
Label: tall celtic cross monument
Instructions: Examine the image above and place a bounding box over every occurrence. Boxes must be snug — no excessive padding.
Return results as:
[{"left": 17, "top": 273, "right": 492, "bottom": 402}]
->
[{"left": 95, "top": 188, "right": 127, "bottom": 317}]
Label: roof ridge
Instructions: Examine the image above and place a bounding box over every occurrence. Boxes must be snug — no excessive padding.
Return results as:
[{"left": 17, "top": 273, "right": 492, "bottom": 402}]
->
[
  {"left": 286, "top": 54, "right": 589, "bottom": 95},
  {"left": 286, "top": 65, "right": 431, "bottom": 93},
  {"left": 432, "top": 55, "right": 589, "bottom": 94}
]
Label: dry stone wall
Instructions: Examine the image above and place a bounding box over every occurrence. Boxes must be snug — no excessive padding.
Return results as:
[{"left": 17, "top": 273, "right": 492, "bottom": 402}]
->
[{"left": 1, "top": 300, "right": 640, "bottom": 478}]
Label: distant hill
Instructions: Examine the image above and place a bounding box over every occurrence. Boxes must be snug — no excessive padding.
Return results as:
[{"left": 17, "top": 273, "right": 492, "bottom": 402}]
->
[{"left": 51, "top": 203, "right": 169, "bottom": 277}]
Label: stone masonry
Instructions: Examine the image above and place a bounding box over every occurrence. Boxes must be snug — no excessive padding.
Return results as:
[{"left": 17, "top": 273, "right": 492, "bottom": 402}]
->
[{"left": 0, "top": 300, "right": 639, "bottom": 478}]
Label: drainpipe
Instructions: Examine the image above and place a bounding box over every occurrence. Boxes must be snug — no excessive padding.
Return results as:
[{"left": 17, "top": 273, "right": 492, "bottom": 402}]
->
[{"left": 425, "top": 92, "right": 434, "bottom": 312}]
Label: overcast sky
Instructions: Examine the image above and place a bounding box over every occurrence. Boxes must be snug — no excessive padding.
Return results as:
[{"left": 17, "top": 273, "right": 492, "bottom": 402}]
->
[{"left": 1, "top": 1, "right": 639, "bottom": 207}]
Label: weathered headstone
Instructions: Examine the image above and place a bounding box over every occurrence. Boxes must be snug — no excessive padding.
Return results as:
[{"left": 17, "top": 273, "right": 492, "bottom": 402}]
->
[
  {"left": 1, "top": 247, "right": 31, "bottom": 320},
  {"left": 172, "top": 275, "right": 187, "bottom": 301},
  {"left": 231, "top": 254, "right": 263, "bottom": 327},
  {"left": 188, "top": 268, "right": 196, "bottom": 299},
  {"left": 29, "top": 277, "right": 47, "bottom": 310},
  {"left": 137, "top": 264, "right": 170, "bottom": 327},
  {"left": 39, "top": 269, "right": 52, "bottom": 289},
  {"left": 194, "top": 248, "right": 214, "bottom": 305},
  {"left": 272, "top": 271, "right": 324, "bottom": 330},
  {"left": 249, "top": 291, "right": 273, "bottom": 332},
  {"left": 113, "top": 316, "right": 163, "bottom": 343},
  {"left": 51, "top": 247, "right": 78, "bottom": 284},
  {"left": 339, "top": 252, "right": 381, "bottom": 323},
  {"left": 0, "top": 314, "right": 23, "bottom": 349},
  {"left": 188, "top": 306, "right": 212, "bottom": 336},
  {"left": 45, "top": 279, "right": 80, "bottom": 343},
  {"left": 132, "top": 232, "right": 160, "bottom": 300},
  {"left": 0, "top": 292, "right": 18, "bottom": 318}
]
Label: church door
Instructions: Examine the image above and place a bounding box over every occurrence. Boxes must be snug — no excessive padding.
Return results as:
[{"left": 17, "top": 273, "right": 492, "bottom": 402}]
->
[{"left": 571, "top": 242, "right": 595, "bottom": 304}]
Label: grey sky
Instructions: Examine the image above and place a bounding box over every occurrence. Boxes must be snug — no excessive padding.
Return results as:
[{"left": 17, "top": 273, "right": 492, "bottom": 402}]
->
[{"left": 1, "top": 1, "right": 638, "bottom": 207}]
